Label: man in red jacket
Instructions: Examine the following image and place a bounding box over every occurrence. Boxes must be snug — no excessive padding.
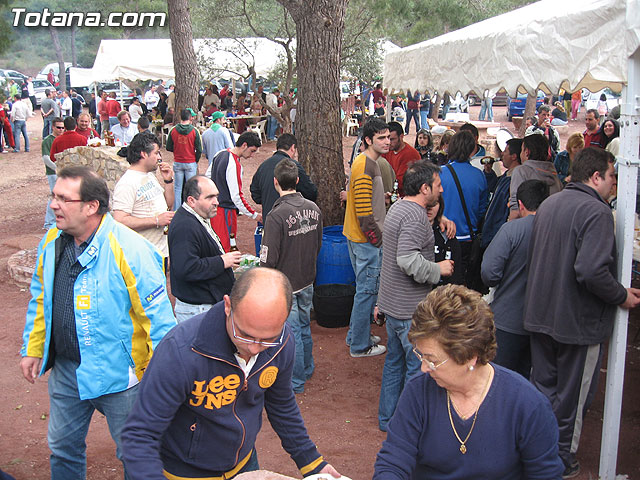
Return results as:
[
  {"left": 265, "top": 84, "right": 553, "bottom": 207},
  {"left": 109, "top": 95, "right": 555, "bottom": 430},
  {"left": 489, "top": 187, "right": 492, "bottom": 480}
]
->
[
  {"left": 106, "top": 92, "right": 121, "bottom": 129},
  {"left": 166, "top": 109, "right": 203, "bottom": 210},
  {"left": 384, "top": 121, "right": 421, "bottom": 196},
  {"left": 75, "top": 113, "right": 99, "bottom": 140},
  {"left": 50, "top": 116, "right": 87, "bottom": 163}
]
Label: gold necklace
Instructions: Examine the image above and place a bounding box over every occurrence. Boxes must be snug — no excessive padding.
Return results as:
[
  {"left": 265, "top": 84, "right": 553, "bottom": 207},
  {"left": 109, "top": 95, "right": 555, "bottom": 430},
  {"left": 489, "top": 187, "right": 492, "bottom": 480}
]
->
[{"left": 446, "top": 366, "right": 493, "bottom": 454}]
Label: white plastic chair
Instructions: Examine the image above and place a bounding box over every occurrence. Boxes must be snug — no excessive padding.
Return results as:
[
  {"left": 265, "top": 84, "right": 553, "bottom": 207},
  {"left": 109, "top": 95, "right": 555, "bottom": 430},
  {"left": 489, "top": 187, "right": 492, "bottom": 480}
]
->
[
  {"left": 249, "top": 119, "right": 267, "bottom": 142},
  {"left": 344, "top": 115, "right": 359, "bottom": 136}
]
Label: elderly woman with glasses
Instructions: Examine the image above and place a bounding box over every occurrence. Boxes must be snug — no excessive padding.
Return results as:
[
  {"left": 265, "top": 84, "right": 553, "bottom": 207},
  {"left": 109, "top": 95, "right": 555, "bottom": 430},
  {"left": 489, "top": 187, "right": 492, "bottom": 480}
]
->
[{"left": 374, "top": 284, "right": 563, "bottom": 480}]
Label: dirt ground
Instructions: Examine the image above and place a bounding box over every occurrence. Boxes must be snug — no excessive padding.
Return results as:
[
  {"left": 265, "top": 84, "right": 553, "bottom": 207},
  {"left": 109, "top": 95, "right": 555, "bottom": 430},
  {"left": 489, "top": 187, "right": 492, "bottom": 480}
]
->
[{"left": 1, "top": 107, "right": 639, "bottom": 479}]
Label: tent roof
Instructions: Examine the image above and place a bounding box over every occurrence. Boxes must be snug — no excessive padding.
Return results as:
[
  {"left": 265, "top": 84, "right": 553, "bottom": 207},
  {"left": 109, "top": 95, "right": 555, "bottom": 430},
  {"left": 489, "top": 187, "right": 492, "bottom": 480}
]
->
[
  {"left": 383, "top": 0, "right": 640, "bottom": 96},
  {"left": 70, "top": 37, "right": 286, "bottom": 86}
]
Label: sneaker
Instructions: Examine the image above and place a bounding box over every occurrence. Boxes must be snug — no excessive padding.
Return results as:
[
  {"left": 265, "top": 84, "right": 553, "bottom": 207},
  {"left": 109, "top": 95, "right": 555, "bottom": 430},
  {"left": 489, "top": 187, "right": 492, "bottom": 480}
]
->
[
  {"left": 0, "top": 150, "right": 7, "bottom": 154},
  {"left": 350, "top": 344, "right": 386, "bottom": 358},
  {"left": 562, "top": 460, "right": 580, "bottom": 479},
  {"left": 370, "top": 334, "right": 381, "bottom": 345}
]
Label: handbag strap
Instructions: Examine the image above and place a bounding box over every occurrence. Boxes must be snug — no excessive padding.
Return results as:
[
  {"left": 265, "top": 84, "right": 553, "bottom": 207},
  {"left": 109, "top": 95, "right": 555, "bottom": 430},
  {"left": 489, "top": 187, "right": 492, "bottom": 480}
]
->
[{"left": 446, "top": 164, "right": 475, "bottom": 239}]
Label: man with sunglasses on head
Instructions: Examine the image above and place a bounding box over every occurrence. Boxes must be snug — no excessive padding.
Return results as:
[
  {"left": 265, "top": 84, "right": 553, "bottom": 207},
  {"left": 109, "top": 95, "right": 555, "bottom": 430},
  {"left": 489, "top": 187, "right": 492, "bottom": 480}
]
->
[{"left": 122, "top": 267, "right": 342, "bottom": 480}]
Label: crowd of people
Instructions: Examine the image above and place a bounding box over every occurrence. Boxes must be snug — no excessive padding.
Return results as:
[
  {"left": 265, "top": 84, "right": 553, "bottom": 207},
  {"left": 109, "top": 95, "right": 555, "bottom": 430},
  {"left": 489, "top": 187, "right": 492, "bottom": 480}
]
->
[
  {"left": 11, "top": 81, "right": 634, "bottom": 480},
  {"left": 340, "top": 99, "right": 631, "bottom": 478}
]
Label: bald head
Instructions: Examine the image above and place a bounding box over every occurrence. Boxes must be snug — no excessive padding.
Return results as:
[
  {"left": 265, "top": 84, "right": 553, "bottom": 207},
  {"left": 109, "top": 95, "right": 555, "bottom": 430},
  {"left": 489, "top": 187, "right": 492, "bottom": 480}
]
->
[
  {"left": 224, "top": 268, "right": 293, "bottom": 360},
  {"left": 230, "top": 268, "right": 292, "bottom": 314}
]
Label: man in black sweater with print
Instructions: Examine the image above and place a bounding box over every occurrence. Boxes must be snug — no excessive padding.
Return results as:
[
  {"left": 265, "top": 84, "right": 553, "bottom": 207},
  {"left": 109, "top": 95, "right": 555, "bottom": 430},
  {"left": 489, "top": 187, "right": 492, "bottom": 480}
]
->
[{"left": 168, "top": 175, "right": 241, "bottom": 322}]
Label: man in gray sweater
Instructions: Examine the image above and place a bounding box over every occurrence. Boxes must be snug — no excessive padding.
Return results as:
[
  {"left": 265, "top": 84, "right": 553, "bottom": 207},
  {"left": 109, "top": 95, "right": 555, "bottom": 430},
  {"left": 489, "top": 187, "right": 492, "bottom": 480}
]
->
[
  {"left": 376, "top": 160, "right": 453, "bottom": 432},
  {"left": 481, "top": 179, "right": 549, "bottom": 379}
]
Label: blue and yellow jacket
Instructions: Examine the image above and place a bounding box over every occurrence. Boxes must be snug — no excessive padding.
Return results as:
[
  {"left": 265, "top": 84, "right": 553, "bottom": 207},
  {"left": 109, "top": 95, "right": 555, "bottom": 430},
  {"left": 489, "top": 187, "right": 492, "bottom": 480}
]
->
[
  {"left": 21, "top": 213, "right": 176, "bottom": 400},
  {"left": 121, "top": 302, "right": 328, "bottom": 479}
]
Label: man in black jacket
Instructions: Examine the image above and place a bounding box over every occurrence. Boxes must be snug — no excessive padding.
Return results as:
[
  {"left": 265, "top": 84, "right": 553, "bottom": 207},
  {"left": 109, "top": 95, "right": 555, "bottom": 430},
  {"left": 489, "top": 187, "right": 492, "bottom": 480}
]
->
[
  {"left": 250, "top": 133, "right": 317, "bottom": 218},
  {"left": 168, "top": 175, "right": 241, "bottom": 322},
  {"left": 523, "top": 148, "right": 640, "bottom": 477}
]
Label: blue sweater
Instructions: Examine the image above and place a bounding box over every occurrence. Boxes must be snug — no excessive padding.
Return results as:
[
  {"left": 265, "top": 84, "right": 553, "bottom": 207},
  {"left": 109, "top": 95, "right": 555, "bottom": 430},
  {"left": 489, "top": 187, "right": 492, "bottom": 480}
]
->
[
  {"left": 121, "top": 302, "right": 327, "bottom": 479},
  {"left": 440, "top": 161, "right": 488, "bottom": 241},
  {"left": 374, "top": 364, "right": 563, "bottom": 480}
]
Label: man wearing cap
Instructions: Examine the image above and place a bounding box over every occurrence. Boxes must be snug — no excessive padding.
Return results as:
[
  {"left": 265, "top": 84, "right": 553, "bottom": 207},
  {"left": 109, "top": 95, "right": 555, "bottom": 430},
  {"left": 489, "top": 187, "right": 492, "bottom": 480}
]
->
[{"left": 202, "top": 111, "right": 234, "bottom": 166}]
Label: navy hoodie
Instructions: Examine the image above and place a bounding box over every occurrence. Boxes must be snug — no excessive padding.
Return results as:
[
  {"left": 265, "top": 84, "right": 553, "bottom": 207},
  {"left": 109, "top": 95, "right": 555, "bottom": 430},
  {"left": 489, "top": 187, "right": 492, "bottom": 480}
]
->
[{"left": 121, "top": 302, "right": 327, "bottom": 479}]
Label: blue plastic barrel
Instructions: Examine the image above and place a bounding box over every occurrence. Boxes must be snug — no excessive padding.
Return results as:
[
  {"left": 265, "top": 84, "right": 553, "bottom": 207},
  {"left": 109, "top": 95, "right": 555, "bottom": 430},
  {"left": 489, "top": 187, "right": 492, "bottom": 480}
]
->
[{"left": 315, "top": 225, "right": 355, "bottom": 286}]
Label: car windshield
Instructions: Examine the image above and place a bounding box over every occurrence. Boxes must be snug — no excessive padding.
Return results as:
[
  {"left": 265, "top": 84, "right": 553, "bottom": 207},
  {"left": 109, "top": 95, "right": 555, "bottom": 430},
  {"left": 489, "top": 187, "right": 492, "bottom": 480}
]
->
[{"left": 33, "top": 80, "right": 52, "bottom": 88}]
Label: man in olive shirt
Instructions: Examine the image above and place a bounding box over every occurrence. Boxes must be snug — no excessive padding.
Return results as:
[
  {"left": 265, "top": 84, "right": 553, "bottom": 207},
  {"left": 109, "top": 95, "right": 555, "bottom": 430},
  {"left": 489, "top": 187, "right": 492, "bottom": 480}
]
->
[{"left": 42, "top": 117, "right": 64, "bottom": 229}]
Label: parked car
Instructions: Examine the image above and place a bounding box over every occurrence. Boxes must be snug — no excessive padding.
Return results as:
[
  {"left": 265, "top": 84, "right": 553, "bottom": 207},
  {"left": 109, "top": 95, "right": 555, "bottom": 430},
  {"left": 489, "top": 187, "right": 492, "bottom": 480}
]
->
[
  {"left": 507, "top": 90, "right": 545, "bottom": 120},
  {"left": 32, "top": 79, "right": 55, "bottom": 106},
  {"left": 0, "top": 69, "right": 28, "bottom": 85},
  {"left": 585, "top": 88, "right": 620, "bottom": 112},
  {"left": 83, "top": 82, "right": 135, "bottom": 107},
  {"left": 36, "top": 62, "right": 73, "bottom": 89}
]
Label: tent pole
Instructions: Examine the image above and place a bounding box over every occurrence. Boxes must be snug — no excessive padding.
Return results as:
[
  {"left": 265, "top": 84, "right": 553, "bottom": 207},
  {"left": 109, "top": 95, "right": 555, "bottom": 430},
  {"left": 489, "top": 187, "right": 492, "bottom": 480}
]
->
[
  {"left": 119, "top": 80, "right": 124, "bottom": 111},
  {"left": 599, "top": 47, "right": 640, "bottom": 480}
]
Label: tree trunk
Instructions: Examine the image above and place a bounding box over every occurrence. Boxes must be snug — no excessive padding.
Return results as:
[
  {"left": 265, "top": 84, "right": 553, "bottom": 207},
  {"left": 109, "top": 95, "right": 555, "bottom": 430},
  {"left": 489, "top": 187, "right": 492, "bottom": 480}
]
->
[
  {"left": 71, "top": 25, "right": 78, "bottom": 67},
  {"left": 278, "top": 0, "right": 348, "bottom": 226},
  {"left": 167, "top": 0, "right": 199, "bottom": 115},
  {"left": 430, "top": 92, "right": 442, "bottom": 119},
  {"left": 49, "top": 26, "right": 66, "bottom": 92},
  {"left": 519, "top": 92, "right": 537, "bottom": 137}
]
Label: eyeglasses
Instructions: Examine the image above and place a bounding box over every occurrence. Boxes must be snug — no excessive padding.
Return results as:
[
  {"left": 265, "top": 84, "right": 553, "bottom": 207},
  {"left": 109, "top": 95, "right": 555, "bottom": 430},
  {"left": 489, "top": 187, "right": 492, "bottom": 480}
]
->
[
  {"left": 230, "top": 310, "right": 285, "bottom": 347},
  {"left": 413, "top": 347, "right": 449, "bottom": 370},
  {"left": 50, "top": 194, "right": 84, "bottom": 204},
  {"left": 53, "top": 126, "right": 64, "bottom": 130}
]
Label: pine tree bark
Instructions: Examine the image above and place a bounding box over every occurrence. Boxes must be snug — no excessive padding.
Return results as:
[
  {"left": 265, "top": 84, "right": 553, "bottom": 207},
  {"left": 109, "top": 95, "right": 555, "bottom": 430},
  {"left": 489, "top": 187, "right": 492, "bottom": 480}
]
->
[
  {"left": 519, "top": 92, "right": 537, "bottom": 137},
  {"left": 167, "top": 0, "right": 199, "bottom": 114},
  {"left": 277, "top": 0, "right": 348, "bottom": 226},
  {"left": 49, "top": 26, "right": 66, "bottom": 92}
]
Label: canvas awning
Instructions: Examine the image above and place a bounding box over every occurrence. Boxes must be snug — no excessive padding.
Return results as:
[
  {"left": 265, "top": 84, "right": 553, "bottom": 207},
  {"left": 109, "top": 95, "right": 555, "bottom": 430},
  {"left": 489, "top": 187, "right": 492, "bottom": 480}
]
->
[{"left": 384, "top": 0, "right": 639, "bottom": 96}]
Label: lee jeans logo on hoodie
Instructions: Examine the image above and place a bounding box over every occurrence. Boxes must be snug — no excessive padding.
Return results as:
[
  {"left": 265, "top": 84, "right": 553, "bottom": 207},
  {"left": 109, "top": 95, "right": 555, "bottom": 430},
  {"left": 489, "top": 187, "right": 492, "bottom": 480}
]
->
[{"left": 189, "top": 374, "right": 241, "bottom": 409}]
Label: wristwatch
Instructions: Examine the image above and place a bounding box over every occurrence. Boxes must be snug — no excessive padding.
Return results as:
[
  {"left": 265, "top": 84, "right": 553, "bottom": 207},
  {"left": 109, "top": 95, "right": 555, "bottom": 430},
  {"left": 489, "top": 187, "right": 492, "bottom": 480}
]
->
[{"left": 163, "top": 178, "right": 174, "bottom": 184}]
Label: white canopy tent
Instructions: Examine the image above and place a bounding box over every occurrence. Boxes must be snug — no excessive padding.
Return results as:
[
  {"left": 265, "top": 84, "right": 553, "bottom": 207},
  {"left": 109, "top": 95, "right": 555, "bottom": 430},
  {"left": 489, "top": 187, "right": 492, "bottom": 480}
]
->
[
  {"left": 69, "top": 37, "right": 286, "bottom": 86},
  {"left": 384, "top": 1, "right": 640, "bottom": 478}
]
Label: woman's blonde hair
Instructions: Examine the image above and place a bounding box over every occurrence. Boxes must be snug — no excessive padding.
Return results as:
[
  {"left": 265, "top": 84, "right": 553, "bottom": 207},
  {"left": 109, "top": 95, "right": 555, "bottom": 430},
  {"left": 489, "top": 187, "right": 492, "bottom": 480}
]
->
[
  {"left": 409, "top": 284, "right": 497, "bottom": 365},
  {"left": 566, "top": 132, "right": 585, "bottom": 155}
]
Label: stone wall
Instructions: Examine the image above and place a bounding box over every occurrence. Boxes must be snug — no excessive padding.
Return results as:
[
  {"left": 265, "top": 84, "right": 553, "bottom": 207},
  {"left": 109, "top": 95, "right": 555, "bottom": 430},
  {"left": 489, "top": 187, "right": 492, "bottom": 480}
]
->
[{"left": 55, "top": 146, "right": 129, "bottom": 190}]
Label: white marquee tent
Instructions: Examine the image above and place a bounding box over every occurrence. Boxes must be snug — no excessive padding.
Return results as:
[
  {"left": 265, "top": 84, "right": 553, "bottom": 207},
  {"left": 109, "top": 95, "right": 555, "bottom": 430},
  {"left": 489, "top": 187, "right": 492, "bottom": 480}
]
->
[
  {"left": 384, "top": 1, "right": 639, "bottom": 478},
  {"left": 69, "top": 37, "right": 286, "bottom": 86}
]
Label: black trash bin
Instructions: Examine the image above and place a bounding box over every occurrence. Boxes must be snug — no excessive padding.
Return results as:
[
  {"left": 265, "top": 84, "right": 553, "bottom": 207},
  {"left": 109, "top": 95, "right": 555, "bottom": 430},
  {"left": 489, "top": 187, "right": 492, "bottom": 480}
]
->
[{"left": 313, "top": 283, "right": 355, "bottom": 328}]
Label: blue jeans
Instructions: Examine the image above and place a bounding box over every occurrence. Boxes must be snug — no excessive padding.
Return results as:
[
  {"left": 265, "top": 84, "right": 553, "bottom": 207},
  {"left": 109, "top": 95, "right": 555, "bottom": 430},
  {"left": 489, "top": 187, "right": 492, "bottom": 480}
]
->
[
  {"left": 266, "top": 115, "right": 279, "bottom": 140},
  {"left": 287, "top": 284, "right": 315, "bottom": 393},
  {"left": 109, "top": 117, "right": 119, "bottom": 129},
  {"left": 44, "top": 174, "right": 57, "bottom": 229},
  {"left": 346, "top": 240, "right": 382, "bottom": 354},
  {"left": 479, "top": 98, "right": 494, "bottom": 122},
  {"left": 173, "top": 162, "right": 198, "bottom": 210},
  {"left": 13, "top": 120, "right": 28, "bottom": 152},
  {"left": 47, "top": 356, "right": 138, "bottom": 480},
  {"left": 419, "top": 110, "right": 430, "bottom": 130},
  {"left": 378, "top": 315, "right": 421, "bottom": 431},
  {"left": 43, "top": 117, "right": 53, "bottom": 138},
  {"left": 404, "top": 109, "right": 420, "bottom": 134},
  {"left": 174, "top": 299, "right": 213, "bottom": 323}
]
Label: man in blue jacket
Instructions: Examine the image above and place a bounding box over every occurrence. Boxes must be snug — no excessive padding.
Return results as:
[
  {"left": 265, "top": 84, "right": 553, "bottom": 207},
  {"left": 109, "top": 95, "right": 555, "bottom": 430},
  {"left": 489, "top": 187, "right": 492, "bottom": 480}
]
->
[
  {"left": 122, "top": 268, "right": 342, "bottom": 479},
  {"left": 20, "top": 166, "right": 176, "bottom": 480}
]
